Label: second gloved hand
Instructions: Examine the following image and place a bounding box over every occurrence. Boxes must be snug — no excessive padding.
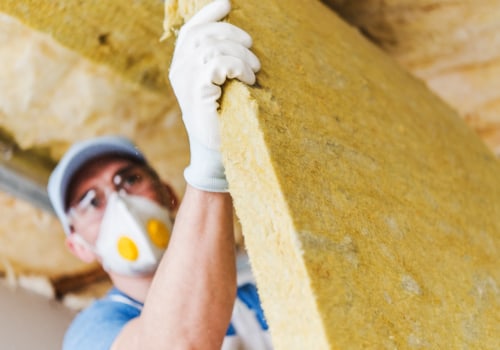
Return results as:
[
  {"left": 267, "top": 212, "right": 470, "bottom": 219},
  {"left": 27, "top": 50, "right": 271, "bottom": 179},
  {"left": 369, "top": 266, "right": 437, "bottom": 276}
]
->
[{"left": 169, "top": 0, "right": 261, "bottom": 192}]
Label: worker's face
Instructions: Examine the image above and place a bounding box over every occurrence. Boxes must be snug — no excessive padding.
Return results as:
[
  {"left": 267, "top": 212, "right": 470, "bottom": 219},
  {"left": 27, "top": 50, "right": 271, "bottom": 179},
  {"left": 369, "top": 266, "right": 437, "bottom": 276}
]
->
[{"left": 65, "top": 156, "right": 177, "bottom": 251}]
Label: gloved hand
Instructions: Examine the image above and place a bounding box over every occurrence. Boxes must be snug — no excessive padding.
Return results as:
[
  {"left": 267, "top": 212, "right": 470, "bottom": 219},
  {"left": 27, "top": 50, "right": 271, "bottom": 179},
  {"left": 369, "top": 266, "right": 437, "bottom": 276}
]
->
[{"left": 169, "top": 0, "right": 261, "bottom": 192}]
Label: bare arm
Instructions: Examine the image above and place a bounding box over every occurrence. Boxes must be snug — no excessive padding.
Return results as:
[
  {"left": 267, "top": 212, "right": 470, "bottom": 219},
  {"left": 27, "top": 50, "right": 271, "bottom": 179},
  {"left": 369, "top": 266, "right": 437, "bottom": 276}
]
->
[
  {"left": 111, "top": 1, "right": 259, "bottom": 347},
  {"left": 112, "top": 185, "right": 236, "bottom": 349}
]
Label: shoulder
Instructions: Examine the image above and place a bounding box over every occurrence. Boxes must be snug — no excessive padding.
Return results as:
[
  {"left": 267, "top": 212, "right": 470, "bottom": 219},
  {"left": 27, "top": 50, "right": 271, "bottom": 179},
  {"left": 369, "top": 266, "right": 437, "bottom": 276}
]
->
[{"left": 62, "top": 289, "right": 142, "bottom": 350}]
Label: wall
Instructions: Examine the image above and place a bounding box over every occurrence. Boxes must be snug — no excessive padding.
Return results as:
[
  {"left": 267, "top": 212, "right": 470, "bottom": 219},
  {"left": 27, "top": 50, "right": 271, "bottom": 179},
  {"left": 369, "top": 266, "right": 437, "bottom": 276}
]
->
[{"left": 0, "top": 280, "right": 75, "bottom": 349}]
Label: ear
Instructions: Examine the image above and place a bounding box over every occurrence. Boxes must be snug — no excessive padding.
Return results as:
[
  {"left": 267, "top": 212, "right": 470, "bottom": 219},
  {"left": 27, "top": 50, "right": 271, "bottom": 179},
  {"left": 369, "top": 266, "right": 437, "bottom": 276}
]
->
[
  {"left": 161, "top": 182, "right": 179, "bottom": 213},
  {"left": 66, "top": 234, "right": 97, "bottom": 263}
]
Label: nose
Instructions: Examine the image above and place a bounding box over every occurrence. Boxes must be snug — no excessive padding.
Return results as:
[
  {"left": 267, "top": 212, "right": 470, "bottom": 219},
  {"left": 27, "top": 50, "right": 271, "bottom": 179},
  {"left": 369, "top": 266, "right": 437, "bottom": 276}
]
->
[{"left": 99, "top": 186, "right": 129, "bottom": 210}]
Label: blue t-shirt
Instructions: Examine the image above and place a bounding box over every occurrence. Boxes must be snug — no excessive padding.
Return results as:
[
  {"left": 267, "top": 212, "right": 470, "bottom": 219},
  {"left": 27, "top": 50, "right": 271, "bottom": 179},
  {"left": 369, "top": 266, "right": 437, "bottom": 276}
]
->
[
  {"left": 62, "top": 288, "right": 141, "bottom": 350},
  {"left": 63, "top": 264, "right": 271, "bottom": 350}
]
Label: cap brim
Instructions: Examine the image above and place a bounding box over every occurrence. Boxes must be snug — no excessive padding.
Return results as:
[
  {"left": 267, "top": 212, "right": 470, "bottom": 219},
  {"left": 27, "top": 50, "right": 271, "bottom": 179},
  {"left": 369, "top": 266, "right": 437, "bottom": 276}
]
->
[{"left": 47, "top": 136, "right": 146, "bottom": 235}]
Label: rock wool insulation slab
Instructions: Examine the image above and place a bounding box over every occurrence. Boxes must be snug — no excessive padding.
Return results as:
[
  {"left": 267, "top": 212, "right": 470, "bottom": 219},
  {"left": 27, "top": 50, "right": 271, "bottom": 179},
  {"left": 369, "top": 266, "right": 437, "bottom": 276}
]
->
[
  {"left": 323, "top": 0, "right": 500, "bottom": 157},
  {"left": 0, "top": 0, "right": 171, "bottom": 93},
  {"left": 165, "top": 0, "right": 500, "bottom": 349}
]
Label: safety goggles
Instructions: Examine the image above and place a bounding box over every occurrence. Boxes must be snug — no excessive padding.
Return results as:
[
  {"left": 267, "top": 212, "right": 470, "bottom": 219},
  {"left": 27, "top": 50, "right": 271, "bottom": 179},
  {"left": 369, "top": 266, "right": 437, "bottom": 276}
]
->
[{"left": 66, "top": 164, "right": 161, "bottom": 225}]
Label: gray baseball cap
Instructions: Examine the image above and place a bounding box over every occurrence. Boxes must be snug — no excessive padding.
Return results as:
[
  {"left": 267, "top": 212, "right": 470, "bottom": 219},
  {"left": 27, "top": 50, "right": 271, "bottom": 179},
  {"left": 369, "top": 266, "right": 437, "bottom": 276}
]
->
[{"left": 47, "top": 135, "right": 146, "bottom": 235}]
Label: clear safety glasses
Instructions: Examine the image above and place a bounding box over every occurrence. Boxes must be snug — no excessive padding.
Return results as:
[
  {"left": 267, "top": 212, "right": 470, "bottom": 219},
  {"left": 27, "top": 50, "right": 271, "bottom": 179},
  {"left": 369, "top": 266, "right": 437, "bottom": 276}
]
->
[{"left": 66, "top": 164, "right": 160, "bottom": 225}]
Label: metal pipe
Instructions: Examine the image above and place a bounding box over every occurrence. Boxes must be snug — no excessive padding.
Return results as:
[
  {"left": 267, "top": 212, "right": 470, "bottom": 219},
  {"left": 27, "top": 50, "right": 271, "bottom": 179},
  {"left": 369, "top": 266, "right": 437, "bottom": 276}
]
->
[{"left": 0, "top": 131, "right": 56, "bottom": 214}]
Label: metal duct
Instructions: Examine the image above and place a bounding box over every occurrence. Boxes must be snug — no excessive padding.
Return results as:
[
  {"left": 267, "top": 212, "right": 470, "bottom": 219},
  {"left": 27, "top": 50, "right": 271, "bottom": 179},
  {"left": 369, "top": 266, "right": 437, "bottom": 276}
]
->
[{"left": 0, "top": 131, "right": 55, "bottom": 214}]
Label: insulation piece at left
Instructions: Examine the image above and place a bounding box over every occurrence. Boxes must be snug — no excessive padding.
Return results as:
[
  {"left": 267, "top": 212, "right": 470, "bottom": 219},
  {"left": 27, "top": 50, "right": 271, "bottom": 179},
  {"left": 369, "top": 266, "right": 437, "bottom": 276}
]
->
[{"left": 0, "top": 10, "right": 189, "bottom": 304}]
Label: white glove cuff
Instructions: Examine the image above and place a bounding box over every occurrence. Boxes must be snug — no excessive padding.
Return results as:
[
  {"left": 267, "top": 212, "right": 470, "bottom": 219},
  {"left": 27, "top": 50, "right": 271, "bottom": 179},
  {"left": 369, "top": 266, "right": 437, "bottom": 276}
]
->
[{"left": 184, "top": 137, "right": 228, "bottom": 193}]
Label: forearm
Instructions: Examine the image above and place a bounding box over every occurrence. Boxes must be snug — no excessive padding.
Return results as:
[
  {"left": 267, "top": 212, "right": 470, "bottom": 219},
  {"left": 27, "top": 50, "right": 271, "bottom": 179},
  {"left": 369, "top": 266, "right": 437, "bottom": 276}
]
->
[
  {"left": 126, "top": 185, "right": 236, "bottom": 349},
  {"left": 110, "top": 1, "right": 259, "bottom": 348}
]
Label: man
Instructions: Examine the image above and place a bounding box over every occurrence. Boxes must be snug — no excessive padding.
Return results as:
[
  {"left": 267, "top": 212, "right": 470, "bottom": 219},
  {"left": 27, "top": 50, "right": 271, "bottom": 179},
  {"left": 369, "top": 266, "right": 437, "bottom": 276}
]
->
[{"left": 47, "top": 1, "right": 271, "bottom": 349}]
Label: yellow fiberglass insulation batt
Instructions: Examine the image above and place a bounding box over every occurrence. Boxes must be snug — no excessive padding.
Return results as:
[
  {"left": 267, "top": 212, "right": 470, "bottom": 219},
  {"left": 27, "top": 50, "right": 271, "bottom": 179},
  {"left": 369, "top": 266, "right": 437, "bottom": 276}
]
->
[{"left": 164, "top": 0, "right": 500, "bottom": 349}]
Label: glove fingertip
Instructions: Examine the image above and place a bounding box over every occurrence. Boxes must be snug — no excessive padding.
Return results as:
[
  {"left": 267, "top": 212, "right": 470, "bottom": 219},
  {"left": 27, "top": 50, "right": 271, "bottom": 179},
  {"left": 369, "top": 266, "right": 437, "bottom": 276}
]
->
[
  {"left": 240, "top": 73, "right": 256, "bottom": 86},
  {"left": 251, "top": 56, "right": 261, "bottom": 73}
]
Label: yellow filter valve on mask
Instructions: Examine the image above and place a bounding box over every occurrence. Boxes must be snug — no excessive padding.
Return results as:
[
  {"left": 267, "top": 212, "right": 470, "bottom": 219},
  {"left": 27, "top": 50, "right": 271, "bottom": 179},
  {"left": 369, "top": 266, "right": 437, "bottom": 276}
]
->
[
  {"left": 117, "top": 236, "right": 139, "bottom": 261},
  {"left": 147, "top": 219, "right": 170, "bottom": 249}
]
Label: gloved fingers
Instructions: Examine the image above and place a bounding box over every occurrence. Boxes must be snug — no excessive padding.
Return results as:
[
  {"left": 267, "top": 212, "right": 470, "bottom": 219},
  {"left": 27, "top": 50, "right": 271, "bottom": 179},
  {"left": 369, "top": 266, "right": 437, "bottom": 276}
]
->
[
  {"left": 182, "top": 0, "right": 231, "bottom": 30},
  {"left": 177, "top": 21, "right": 253, "bottom": 54},
  {"left": 199, "top": 82, "right": 222, "bottom": 101},
  {"left": 205, "top": 55, "right": 257, "bottom": 86},
  {"left": 171, "top": 37, "right": 260, "bottom": 86},
  {"left": 199, "top": 39, "right": 261, "bottom": 72},
  {"left": 192, "top": 22, "right": 253, "bottom": 48}
]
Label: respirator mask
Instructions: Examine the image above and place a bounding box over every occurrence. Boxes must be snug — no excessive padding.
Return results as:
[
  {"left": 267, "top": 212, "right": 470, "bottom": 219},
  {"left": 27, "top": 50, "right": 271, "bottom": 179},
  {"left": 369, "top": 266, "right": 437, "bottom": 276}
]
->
[{"left": 74, "top": 192, "right": 173, "bottom": 276}]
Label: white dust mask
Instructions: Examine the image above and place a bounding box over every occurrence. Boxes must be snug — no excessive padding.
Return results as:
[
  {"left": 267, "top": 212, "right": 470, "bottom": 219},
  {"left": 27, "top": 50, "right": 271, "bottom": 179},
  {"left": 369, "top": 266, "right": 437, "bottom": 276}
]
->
[{"left": 94, "top": 192, "right": 173, "bottom": 276}]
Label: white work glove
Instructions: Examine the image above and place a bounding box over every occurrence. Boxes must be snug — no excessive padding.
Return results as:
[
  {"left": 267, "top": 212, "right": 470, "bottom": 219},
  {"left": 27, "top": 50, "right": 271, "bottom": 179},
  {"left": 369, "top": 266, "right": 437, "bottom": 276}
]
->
[{"left": 169, "top": 0, "right": 261, "bottom": 192}]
